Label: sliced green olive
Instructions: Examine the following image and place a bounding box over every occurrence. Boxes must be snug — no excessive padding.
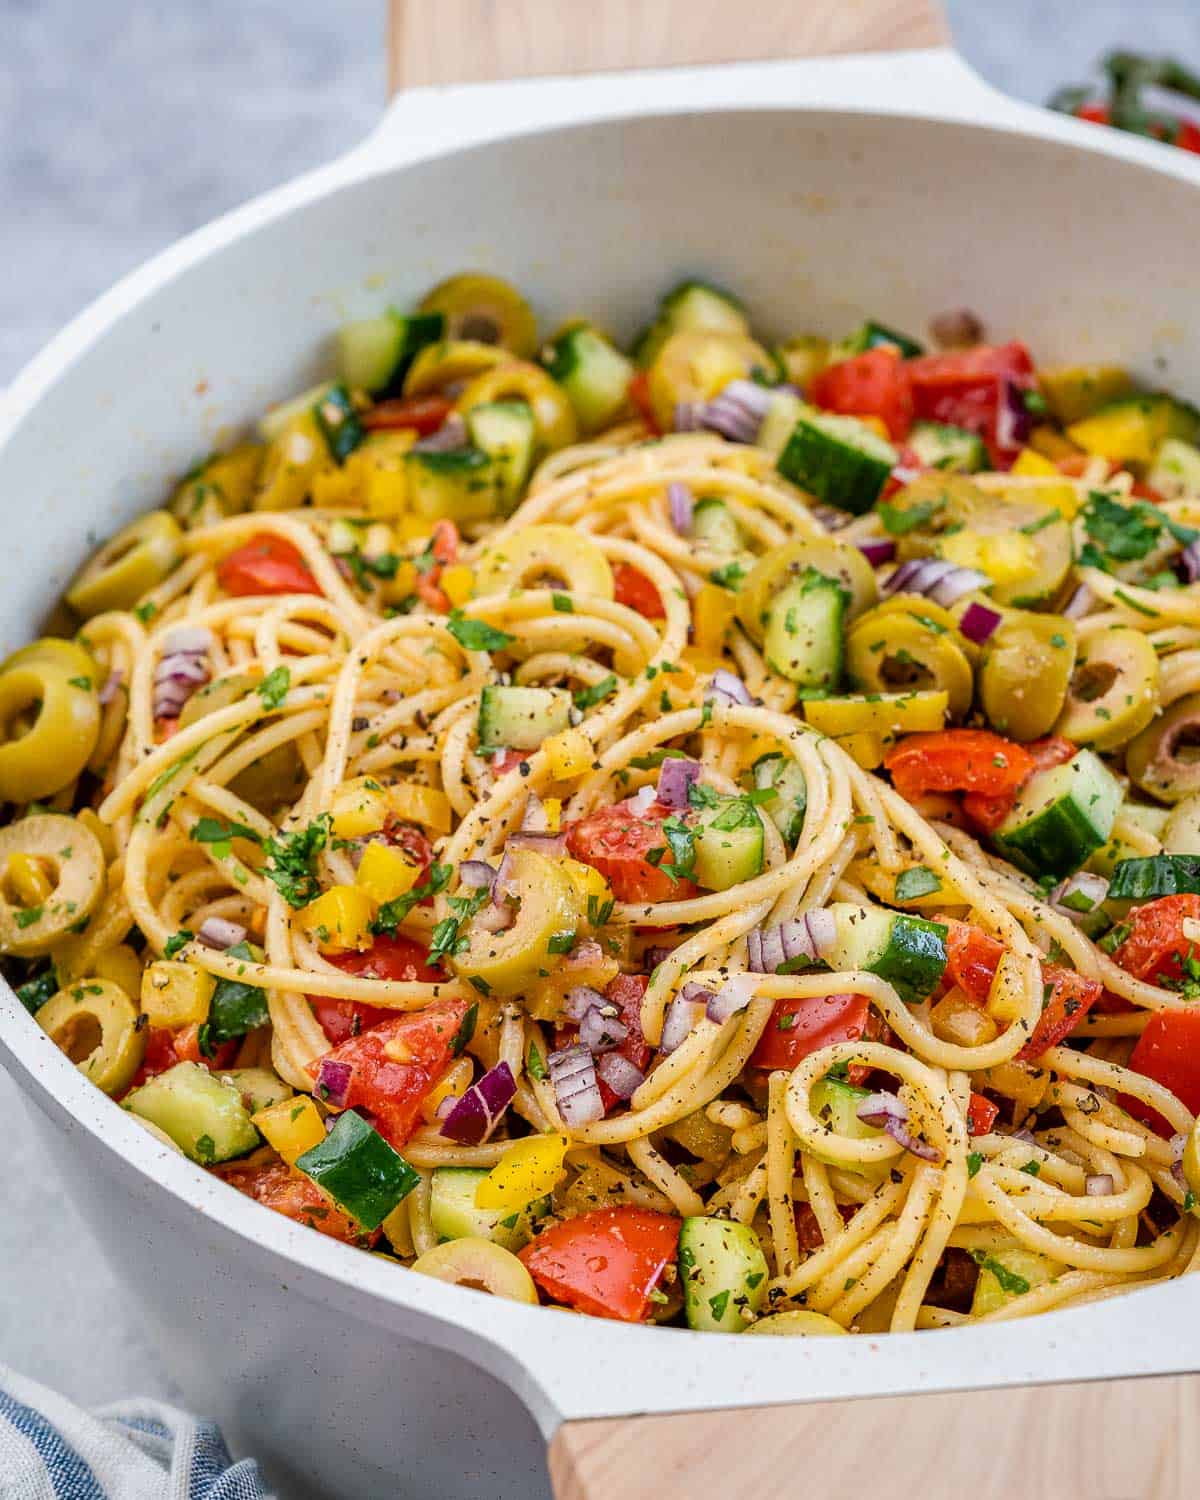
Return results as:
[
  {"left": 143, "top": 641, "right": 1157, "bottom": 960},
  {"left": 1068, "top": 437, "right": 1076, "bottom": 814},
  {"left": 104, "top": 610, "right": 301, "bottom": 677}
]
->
[
  {"left": 410, "top": 1236, "right": 539, "bottom": 1303},
  {"left": 178, "top": 672, "right": 304, "bottom": 812},
  {"left": 1182, "top": 1118, "right": 1200, "bottom": 1200},
  {"left": 403, "top": 340, "right": 510, "bottom": 397},
  {"left": 170, "top": 443, "right": 263, "bottom": 528},
  {"left": 66, "top": 511, "right": 184, "bottom": 618},
  {"left": 737, "top": 537, "right": 877, "bottom": 642},
  {"left": 887, "top": 473, "right": 992, "bottom": 560},
  {"left": 647, "top": 330, "right": 774, "bottom": 433},
  {"left": 745, "top": 1310, "right": 847, "bottom": 1336},
  {"left": 980, "top": 613, "right": 1077, "bottom": 741},
  {"left": 474, "top": 524, "right": 613, "bottom": 600},
  {"left": 417, "top": 273, "right": 538, "bottom": 358},
  {"left": 253, "top": 412, "right": 331, "bottom": 511},
  {"left": 0, "top": 813, "right": 105, "bottom": 956},
  {"left": 36, "top": 977, "right": 145, "bottom": 1095},
  {"left": 846, "top": 608, "right": 974, "bottom": 720},
  {"left": 0, "top": 661, "right": 100, "bottom": 803},
  {"left": 1056, "top": 626, "right": 1158, "bottom": 751},
  {"left": 940, "top": 510, "right": 1073, "bottom": 608},
  {"left": 2, "top": 636, "right": 99, "bottom": 685},
  {"left": 1162, "top": 793, "right": 1200, "bottom": 854},
  {"left": 1126, "top": 693, "right": 1200, "bottom": 803},
  {"left": 457, "top": 362, "right": 577, "bottom": 453},
  {"left": 452, "top": 849, "right": 582, "bottom": 995}
]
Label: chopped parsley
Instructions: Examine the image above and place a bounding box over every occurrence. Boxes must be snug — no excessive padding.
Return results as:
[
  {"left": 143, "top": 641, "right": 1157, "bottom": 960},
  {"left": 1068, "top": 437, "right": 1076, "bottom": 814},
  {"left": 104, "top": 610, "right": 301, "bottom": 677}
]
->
[
  {"left": 190, "top": 816, "right": 261, "bottom": 861},
  {"left": 967, "top": 1151, "right": 983, "bottom": 1179},
  {"left": 551, "top": 593, "right": 574, "bottom": 613},
  {"left": 446, "top": 611, "right": 515, "bottom": 653},
  {"left": 1080, "top": 490, "right": 1197, "bottom": 573},
  {"left": 878, "top": 498, "right": 944, "bottom": 536},
  {"left": 256, "top": 665, "right": 291, "bottom": 711},
  {"left": 371, "top": 862, "right": 453, "bottom": 936},
  {"left": 527, "top": 1041, "right": 547, "bottom": 1081},
  {"left": 894, "top": 866, "right": 941, "bottom": 900},
  {"left": 262, "top": 815, "right": 330, "bottom": 908},
  {"left": 970, "top": 1250, "right": 1030, "bottom": 1297},
  {"left": 574, "top": 674, "right": 619, "bottom": 712},
  {"left": 164, "top": 929, "right": 194, "bottom": 959}
]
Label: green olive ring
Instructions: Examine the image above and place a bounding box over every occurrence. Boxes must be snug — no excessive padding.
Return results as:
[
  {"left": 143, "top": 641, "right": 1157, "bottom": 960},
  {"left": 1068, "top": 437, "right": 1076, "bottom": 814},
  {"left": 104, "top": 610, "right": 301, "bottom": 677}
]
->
[
  {"left": 417, "top": 273, "right": 539, "bottom": 358},
  {"left": 457, "top": 362, "right": 578, "bottom": 453},
  {"left": 65, "top": 510, "right": 184, "bottom": 619},
  {"left": 1125, "top": 692, "right": 1200, "bottom": 803},
  {"left": 474, "top": 524, "right": 614, "bottom": 601},
  {"left": 1057, "top": 626, "right": 1159, "bottom": 751},
  {"left": 36, "top": 977, "right": 145, "bottom": 1095},
  {"left": 846, "top": 611, "right": 974, "bottom": 721},
  {"left": 2, "top": 636, "right": 99, "bottom": 685},
  {"left": 0, "top": 660, "right": 101, "bottom": 804},
  {"left": 736, "top": 538, "right": 878, "bottom": 643},
  {"left": 0, "top": 813, "right": 105, "bottom": 956},
  {"left": 403, "top": 340, "right": 510, "bottom": 397},
  {"left": 980, "top": 613, "right": 1078, "bottom": 741}
]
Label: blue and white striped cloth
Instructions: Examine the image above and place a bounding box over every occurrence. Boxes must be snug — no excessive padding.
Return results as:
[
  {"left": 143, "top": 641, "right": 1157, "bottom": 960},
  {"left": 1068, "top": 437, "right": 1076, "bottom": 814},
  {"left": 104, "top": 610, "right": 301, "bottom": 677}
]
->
[{"left": 0, "top": 1366, "right": 273, "bottom": 1499}]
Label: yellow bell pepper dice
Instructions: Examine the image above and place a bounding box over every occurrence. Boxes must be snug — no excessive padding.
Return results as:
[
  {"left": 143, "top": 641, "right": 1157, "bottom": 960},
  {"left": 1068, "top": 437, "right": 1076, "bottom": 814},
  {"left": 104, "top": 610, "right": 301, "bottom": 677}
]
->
[
  {"left": 939, "top": 528, "right": 1038, "bottom": 587},
  {"left": 563, "top": 857, "right": 613, "bottom": 914},
  {"left": 544, "top": 727, "right": 593, "bottom": 780},
  {"left": 386, "top": 782, "right": 452, "bottom": 834},
  {"left": 475, "top": 1134, "right": 570, "bottom": 1211},
  {"left": 1067, "top": 399, "right": 1167, "bottom": 466},
  {"left": 420, "top": 1055, "right": 474, "bottom": 1125},
  {"left": 1011, "top": 447, "right": 1060, "bottom": 478},
  {"left": 92, "top": 943, "right": 144, "bottom": 1001},
  {"left": 355, "top": 842, "right": 421, "bottom": 905},
  {"left": 986, "top": 951, "right": 1028, "bottom": 1025},
  {"left": 297, "top": 885, "right": 375, "bottom": 953},
  {"left": 439, "top": 565, "right": 475, "bottom": 608},
  {"left": 141, "top": 960, "right": 216, "bottom": 1029},
  {"left": 5, "top": 853, "right": 52, "bottom": 907},
  {"left": 1038, "top": 366, "right": 1135, "bottom": 425},
  {"left": 803, "top": 691, "right": 948, "bottom": 740},
  {"left": 693, "top": 583, "right": 738, "bottom": 656},
  {"left": 541, "top": 797, "right": 562, "bottom": 833},
  {"left": 832, "top": 732, "right": 885, "bottom": 770},
  {"left": 253, "top": 1095, "right": 327, "bottom": 1165},
  {"left": 310, "top": 467, "right": 361, "bottom": 509},
  {"left": 329, "top": 777, "right": 389, "bottom": 839}
]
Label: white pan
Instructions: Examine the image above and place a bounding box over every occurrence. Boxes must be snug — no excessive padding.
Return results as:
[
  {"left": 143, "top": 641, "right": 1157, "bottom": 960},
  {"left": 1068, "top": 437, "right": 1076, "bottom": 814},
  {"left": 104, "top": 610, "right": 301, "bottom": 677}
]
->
[{"left": 2, "top": 3, "right": 1199, "bottom": 1496}]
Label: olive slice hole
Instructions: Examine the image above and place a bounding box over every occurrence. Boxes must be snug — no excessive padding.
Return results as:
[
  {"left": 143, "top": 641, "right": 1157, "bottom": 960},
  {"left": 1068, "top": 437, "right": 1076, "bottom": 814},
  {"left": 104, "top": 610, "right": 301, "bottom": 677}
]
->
[
  {"left": 880, "top": 651, "right": 934, "bottom": 693},
  {"left": 1071, "top": 661, "right": 1118, "bottom": 704},
  {"left": 54, "top": 1010, "right": 103, "bottom": 1065},
  {"left": 458, "top": 314, "right": 501, "bottom": 345}
]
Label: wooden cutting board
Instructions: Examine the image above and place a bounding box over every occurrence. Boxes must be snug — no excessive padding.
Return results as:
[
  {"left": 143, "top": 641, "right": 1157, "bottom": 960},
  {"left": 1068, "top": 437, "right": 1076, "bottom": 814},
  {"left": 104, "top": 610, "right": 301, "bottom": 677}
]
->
[{"left": 385, "top": 4, "right": 1198, "bottom": 1494}]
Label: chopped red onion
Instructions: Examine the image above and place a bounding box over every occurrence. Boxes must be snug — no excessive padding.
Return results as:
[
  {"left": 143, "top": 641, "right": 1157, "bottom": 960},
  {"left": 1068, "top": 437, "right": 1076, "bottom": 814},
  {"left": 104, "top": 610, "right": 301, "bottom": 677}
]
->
[
  {"left": 674, "top": 400, "right": 706, "bottom": 433},
  {"left": 812, "top": 504, "right": 851, "bottom": 532},
  {"left": 720, "top": 380, "right": 774, "bottom": 419},
  {"left": 579, "top": 1005, "right": 628, "bottom": 1054},
  {"left": 1170, "top": 1133, "right": 1187, "bottom": 1189},
  {"left": 1063, "top": 584, "right": 1094, "bottom": 619},
  {"left": 98, "top": 669, "right": 124, "bottom": 706},
  {"left": 458, "top": 860, "right": 496, "bottom": 890},
  {"left": 1050, "top": 871, "right": 1109, "bottom": 921},
  {"left": 564, "top": 985, "right": 607, "bottom": 1023},
  {"left": 549, "top": 1044, "right": 604, "bottom": 1127},
  {"left": 643, "top": 944, "right": 676, "bottom": 970},
  {"left": 1180, "top": 539, "right": 1200, "bottom": 584},
  {"left": 413, "top": 413, "right": 467, "bottom": 453},
  {"left": 747, "top": 911, "right": 834, "bottom": 973},
  {"left": 857, "top": 1091, "right": 908, "bottom": 1127},
  {"left": 883, "top": 557, "right": 990, "bottom": 607},
  {"left": 929, "top": 309, "right": 985, "bottom": 349},
  {"left": 161, "top": 626, "right": 214, "bottom": 656},
  {"left": 316, "top": 1058, "right": 353, "bottom": 1109},
  {"left": 857, "top": 538, "right": 896, "bottom": 567},
  {"left": 1085, "top": 1173, "right": 1115, "bottom": 1197},
  {"left": 995, "top": 376, "right": 1033, "bottom": 453},
  {"left": 660, "top": 992, "right": 704, "bottom": 1054},
  {"left": 958, "top": 600, "right": 1003, "bottom": 644},
  {"left": 1009, "top": 1127, "right": 1038, "bottom": 1147},
  {"left": 153, "top": 630, "right": 211, "bottom": 721},
  {"left": 521, "top": 792, "right": 549, "bottom": 832},
  {"left": 885, "top": 1117, "right": 942, "bottom": 1161},
  {"left": 596, "top": 1052, "right": 644, "bottom": 1100},
  {"left": 196, "top": 917, "right": 248, "bottom": 951},
  {"left": 474, "top": 900, "right": 516, "bottom": 934},
  {"left": 702, "top": 394, "right": 762, "bottom": 444},
  {"left": 505, "top": 830, "right": 568, "bottom": 857},
  {"left": 668, "top": 482, "right": 694, "bottom": 534},
  {"left": 440, "top": 1062, "right": 516, "bottom": 1146},
  {"left": 705, "top": 669, "right": 752, "bottom": 707},
  {"left": 706, "top": 971, "right": 759, "bottom": 1024},
  {"left": 657, "top": 756, "right": 701, "bottom": 808}
]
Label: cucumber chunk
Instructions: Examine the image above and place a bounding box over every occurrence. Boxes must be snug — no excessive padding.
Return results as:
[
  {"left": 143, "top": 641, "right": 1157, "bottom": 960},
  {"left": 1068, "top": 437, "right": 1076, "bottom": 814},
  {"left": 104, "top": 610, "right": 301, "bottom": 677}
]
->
[
  {"left": 1107, "top": 854, "right": 1200, "bottom": 903},
  {"left": 970, "top": 1244, "right": 1063, "bottom": 1316},
  {"left": 429, "top": 1166, "right": 549, "bottom": 1250},
  {"left": 692, "top": 796, "right": 766, "bottom": 890},
  {"left": 296, "top": 1109, "right": 419, "bottom": 1232},
  {"left": 405, "top": 447, "right": 500, "bottom": 523},
  {"left": 691, "top": 497, "right": 744, "bottom": 553},
  {"left": 477, "top": 684, "right": 572, "bottom": 751},
  {"left": 757, "top": 390, "right": 805, "bottom": 458},
  {"left": 824, "top": 902, "right": 948, "bottom": 1001},
  {"left": 908, "top": 420, "right": 987, "bottom": 473},
  {"left": 807, "top": 1076, "right": 883, "bottom": 1166},
  {"left": 832, "top": 320, "right": 924, "bottom": 361},
  {"left": 544, "top": 325, "right": 635, "bottom": 434},
  {"left": 124, "top": 1061, "right": 259, "bottom": 1165},
  {"left": 777, "top": 409, "right": 897, "bottom": 515},
  {"left": 1148, "top": 437, "right": 1200, "bottom": 500},
  {"left": 994, "top": 749, "right": 1122, "bottom": 878},
  {"left": 465, "top": 401, "right": 536, "bottom": 511},
  {"left": 679, "top": 1216, "right": 768, "bottom": 1332},
  {"left": 217, "top": 1067, "right": 292, "bottom": 1116},
  {"left": 633, "top": 279, "right": 749, "bottom": 367},
  {"left": 762, "top": 569, "right": 846, "bottom": 692},
  {"left": 313, "top": 383, "right": 366, "bottom": 464},
  {"left": 338, "top": 311, "right": 444, "bottom": 396},
  {"left": 751, "top": 752, "right": 808, "bottom": 844}
]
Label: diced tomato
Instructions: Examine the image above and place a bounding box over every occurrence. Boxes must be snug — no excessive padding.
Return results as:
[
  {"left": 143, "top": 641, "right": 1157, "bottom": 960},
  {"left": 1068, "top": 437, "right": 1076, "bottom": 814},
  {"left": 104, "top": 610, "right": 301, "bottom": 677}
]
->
[
  {"left": 885, "top": 731, "right": 1035, "bottom": 823},
  {"left": 750, "top": 992, "right": 876, "bottom": 1080},
  {"left": 1124, "top": 1010, "right": 1200, "bottom": 1132},
  {"left": 566, "top": 800, "right": 699, "bottom": 904},
  {"left": 219, "top": 1159, "right": 375, "bottom": 1245},
  {"left": 311, "top": 998, "right": 390, "bottom": 1047},
  {"left": 793, "top": 1201, "right": 854, "bottom": 1252},
  {"left": 1110, "top": 896, "right": 1200, "bottom": 988},
  {"left": 519, "top": 1207, "right": 681, "bottom": 1321},
  {"left": 1074, "top": 103, "right": 1111, "bottom": 125},
  {"left": 410, "top": 518, "right": 460, "bottom": 613},
  {"left": 557, "top": 973, "right": 652, "bottom": 1114},
  {"left": 309, "top": 997, "right": 470, "bottom": 1150},
  {"left": 380, "top": 822, "right": 435, "bottom": 891},
  {"left": 1130, "top": 480, "right": 1167, "bottom": 504},
  {"left": 907, "top": 342, "right": 1035, "bottom": 464},
  {"left": 430, "top": 519, "right": 459, "bottom": 565},
  {"left": 960, "top": 734, "right": 1076, "bottom": 833},
  {"left": 313, "top": 935, "right": 443, "bottom": 1044},
  {"left": 1176, "top": 121, "right": 1200, "bottom": 155},
  {"left": 217, "top": 535, "right": 322, "bottom": 598},
  {"left": 362, "top": 395, "right": 452, "bottom": 436},
  {"left": 942, "top": 920, "right": 1003, "bottom": 1005},
  {"left": 967, "top": 1092, "right": 999, "bottom": 1135},
  {"left": 1017, "top": 965, "right": 1101, "bottom": 1059},
  {"left": 124, "top": 1024, "right": 237, "bottom": 1095},
  {"left": 492, "top": 748, "right": 529, "bottom": 777},
  {"left": 627, "top": 372, "right": 659, "bottom": 434},
  {"left": 809, "top": 347, "right": 914, "bottom": 442},
  {"left": 612, "top": 561, "right": 665, "bottom": 620}
]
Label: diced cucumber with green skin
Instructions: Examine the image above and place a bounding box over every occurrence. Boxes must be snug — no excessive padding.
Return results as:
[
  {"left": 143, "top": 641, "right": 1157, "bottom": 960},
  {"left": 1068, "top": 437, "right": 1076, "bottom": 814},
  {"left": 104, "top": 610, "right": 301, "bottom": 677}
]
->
[
  {"left": 477, "top": 684, "right": 572, "bottom": 751},
  {"left": 1107, "top": 854, "right": 1200, "bottom": 903},
  {"left": 201, "top": 942, "right": 268, "bottom": 1056},
  {"left": 778, "top": 410, "right": 897, "bottom": 515},
  {"left": 217, "top": 1067, "right": 292, "bottom": 1116},
  {"left": 763, "top": 569, "right": 846, "bottom": 692},
  {"left": 405, "top": 447, "right": 500, "bottom": 522},
  {"left": 678, "top": 1216, "right": 768, "bottom": 1332},
  {"left": 757, "top": 390, "right": 805, "bottom": 457},
  {"left": 832, "top": 320, "right": 924, "bottom": 362},
  {"left": 691, "top": 797, "right": 765, "bottom": 890},
  {"left": 994, "top": 750, "right": 1122, "bottom": 879},
  {"left": 691, "top": 497, "right": 743, "bottom": 553},
  {"left": 632, "top": 279, "right": 749, "bottom": 367},
  {"left": 466, "top": 401, "right": 536, "bottom": 512},
  {"left": 258, "top": 381, "right": 334, "bottom": 441},
  {"left": 544, "top": 325, "right": 635, "bottom": 434},
  {"left": 824, "top": 902, "right": 948, "bottom": 1002},
  {"left": 124, "top": 1062, "right": 259, "bottom": 1165},
  {"left": 337, "top": 311, "right": 444, "bottom": 396},
  {"left": 1148, "top": 437, "right": 1200, "bottom": 500},
  {"left": 296, "top": 1110, "right": 419, "bottom": 1232},
  {"left": 313, "top": 383, "right": 366, "bottom": 464},
  {"left": 751, "top": 753, "right": 807, "bottom": 844},
  {"left": 970, "top": 1245, "right": 1062, "bottom": 1316},
  {"left": 907, "top": 420, "right": 987, "bottom": 473},
  {"left": 428, "top": 1167, "right": 549, "bottom": 1251},
  {"left": 807, "top": 1076, "right": 883, "bottom": 1166}
]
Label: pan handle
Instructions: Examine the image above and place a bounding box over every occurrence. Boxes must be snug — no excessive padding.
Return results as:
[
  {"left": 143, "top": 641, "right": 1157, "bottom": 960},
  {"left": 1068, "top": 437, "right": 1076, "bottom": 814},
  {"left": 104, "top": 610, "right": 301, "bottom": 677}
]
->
[
  {"left": 550, "top": 1372, "right": 1200, "bottom": 1500},
  {"left": 387, "top": 0, "right": 949, "bottom": 92}
]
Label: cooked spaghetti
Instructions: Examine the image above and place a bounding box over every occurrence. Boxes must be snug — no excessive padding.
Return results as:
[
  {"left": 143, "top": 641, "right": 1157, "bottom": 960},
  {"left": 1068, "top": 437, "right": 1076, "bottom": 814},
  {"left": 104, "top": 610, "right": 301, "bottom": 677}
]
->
[{"left": 5, "top": 272, "right": 1200, "bottom": 1333}]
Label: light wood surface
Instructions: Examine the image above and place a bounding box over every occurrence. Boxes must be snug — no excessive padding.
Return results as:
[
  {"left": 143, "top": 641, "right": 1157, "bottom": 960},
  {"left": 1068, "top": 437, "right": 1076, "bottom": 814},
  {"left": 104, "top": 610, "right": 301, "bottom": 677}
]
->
[
  {"left": 384, "top": 4, "right": 1196, "bottom": 1498},
  {"left": 388, "top": 0, "right": 949, "bottom": 92}
]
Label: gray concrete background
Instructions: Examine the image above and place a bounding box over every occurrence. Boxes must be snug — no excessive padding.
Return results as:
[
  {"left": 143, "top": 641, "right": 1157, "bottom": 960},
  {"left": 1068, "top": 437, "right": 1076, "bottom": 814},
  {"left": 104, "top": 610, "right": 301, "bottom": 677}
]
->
[{"left": 1, "top": 0, "right": 1197, "bottom": 1443}]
